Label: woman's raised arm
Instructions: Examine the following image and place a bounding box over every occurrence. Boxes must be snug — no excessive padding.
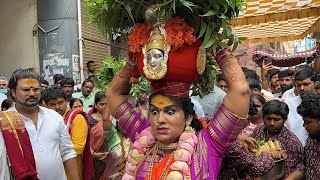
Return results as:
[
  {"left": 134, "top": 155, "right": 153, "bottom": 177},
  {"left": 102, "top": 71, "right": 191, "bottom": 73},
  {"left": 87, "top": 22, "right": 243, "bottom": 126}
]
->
[
  {"left": 105, "top": 57, "right": 136, "bottom": 116},
  {"left": 217, "top": 48, "right": 250, "bottom": 118}
]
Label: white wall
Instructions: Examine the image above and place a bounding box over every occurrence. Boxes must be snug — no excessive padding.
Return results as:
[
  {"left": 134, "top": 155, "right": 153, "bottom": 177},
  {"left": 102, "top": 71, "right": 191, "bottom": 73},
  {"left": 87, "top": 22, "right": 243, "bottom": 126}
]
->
[{"left": 0, "top": 0, "right": 39, "bottom": 79}]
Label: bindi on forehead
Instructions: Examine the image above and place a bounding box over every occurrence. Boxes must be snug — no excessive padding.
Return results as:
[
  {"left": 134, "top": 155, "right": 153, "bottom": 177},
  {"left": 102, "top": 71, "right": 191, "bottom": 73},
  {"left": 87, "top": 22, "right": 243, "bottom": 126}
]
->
[
  {"left": 151, "top": 95, "right": 175, "bottom": 108},
  {"left": 74, "top": 101, "right": 82, "bottom": 106}
]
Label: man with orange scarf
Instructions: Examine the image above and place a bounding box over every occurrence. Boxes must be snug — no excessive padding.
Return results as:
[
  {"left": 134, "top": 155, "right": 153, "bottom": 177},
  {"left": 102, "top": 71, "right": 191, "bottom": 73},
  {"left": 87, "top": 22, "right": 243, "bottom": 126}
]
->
[
  {"left": 0, "top": 111, "right": 38, "bottom": 180},
  {"left": 5, "top": 68, "right": 80, "bottom": 180},
  {"left": 42, "top": 87, "right": 94, "bottom": 180}
]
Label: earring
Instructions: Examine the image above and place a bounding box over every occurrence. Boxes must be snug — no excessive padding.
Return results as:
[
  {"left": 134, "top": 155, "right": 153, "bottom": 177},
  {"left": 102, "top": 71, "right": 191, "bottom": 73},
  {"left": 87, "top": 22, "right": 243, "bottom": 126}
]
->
[{"left": 185, "top": 118, "right": 192, "bottom": 132}]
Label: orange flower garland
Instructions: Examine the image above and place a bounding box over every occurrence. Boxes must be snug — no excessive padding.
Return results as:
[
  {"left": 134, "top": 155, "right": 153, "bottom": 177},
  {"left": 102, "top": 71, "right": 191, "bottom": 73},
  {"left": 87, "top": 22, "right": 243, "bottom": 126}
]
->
[
  {"left": 128, "top": 17, "right": 197, "bottom": 52},
  {"left": 128, "top": 23, "right": 154, "bottom": 53},
  {"left": 195, "top": 114, "right": 208, "bottom": 128},
  {"left": 165, "top": 17, "right": 197, "bottom": 51}
]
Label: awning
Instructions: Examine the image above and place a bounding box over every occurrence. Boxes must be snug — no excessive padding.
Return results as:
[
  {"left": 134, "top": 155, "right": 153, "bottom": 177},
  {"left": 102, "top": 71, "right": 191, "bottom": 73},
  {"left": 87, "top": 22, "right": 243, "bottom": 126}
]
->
[
  {"left": 230, "top": 0, "right": 320, "bottom": 43},
  {"left": 252, "top": 47, "right": 318, "bottom": 67}
]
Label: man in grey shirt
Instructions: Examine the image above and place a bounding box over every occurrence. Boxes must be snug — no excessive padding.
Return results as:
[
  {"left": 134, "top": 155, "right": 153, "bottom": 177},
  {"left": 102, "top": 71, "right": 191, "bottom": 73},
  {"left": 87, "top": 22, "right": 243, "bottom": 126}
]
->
[{"left": 192, "top": 85, "right": 227, "bottom": 116}]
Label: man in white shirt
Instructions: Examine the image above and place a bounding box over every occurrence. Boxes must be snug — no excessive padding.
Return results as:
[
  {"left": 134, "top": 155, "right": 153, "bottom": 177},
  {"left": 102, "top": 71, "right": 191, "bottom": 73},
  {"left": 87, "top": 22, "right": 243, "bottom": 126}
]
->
[
  {"left": 282, "top": 87, "right": 297, "bottom": 101},
  {"left": 7, "top": 69, "right": 80, "bottom": 180},
  {"left": 285, "top": 67, "right": 317, "bottom": 146},
  {"left": 0, "top": 132, "right": 11, "bottom": 180}
]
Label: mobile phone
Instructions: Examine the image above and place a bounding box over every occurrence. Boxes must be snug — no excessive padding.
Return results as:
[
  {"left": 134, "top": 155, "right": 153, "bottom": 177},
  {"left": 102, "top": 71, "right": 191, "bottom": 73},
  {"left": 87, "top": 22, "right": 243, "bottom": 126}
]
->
[{"left": 264, "top": 57, "right": 272, "bottom": 65}]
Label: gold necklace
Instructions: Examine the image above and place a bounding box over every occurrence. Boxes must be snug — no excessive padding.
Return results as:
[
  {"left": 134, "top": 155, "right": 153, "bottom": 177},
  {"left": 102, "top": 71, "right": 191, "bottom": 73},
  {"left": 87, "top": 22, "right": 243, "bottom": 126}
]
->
[
  {"left": 156, "top": 141, "right": 178, "bottom": 150},
  {"left": 159, "top": 154, "right": 174, "bottom": 179},
  {"left": 119, "top": 133, "right": 126, "bottom": 176},
  {"left": 133, "top": 145, "right": 156, "bottom": 177},
  {"left": 147, "top": 145, "right": 159, "bottom": 180}
]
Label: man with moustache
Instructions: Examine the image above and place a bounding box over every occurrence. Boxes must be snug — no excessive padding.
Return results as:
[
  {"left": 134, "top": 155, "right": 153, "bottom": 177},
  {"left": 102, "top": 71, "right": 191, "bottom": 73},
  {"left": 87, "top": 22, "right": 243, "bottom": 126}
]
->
[
  {"left": 43, "top": 87, "right": 93, "bottom": 180},
  {"left": 285, "top": 67, "right": 317, "bottom": 146},
  {"left": 278, "top": 69, "right": 294, "bottom": 95},
  {"left": 297, "top": 94, "right": 320, "bottom": 179},
  {"left": 61, "top": 78, "right": 75, "bottom": 104},
  {"left": 282, "top": 65, "right": 312, "bottom": 101},
  {"left": 3, "top": 69, "right": 80, "bottom": 180},
  {"left": 73, "top": 80, "right": 94, "bottom": 113}
]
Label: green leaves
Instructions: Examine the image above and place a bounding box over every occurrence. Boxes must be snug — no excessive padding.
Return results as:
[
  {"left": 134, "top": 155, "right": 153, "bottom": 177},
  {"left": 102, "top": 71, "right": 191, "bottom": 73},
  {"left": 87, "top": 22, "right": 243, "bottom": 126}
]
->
[
  {"left": 93, "top": 56, "right": 123, "bottom": 91},
  {"left": 179, "top": 0, "right": 197, "bottom": 12},
  {"left": 200, "top": 10, "right": 216, "bottom": 17},
  {"left": 191, "top": 53, "right": 218, "bottom": 98},
  {"left": 198, "top": 18, "right": 207, "bottom": 38},
  {"left": 130, "top": 77, "right": 150, "bottom": 96},
  {"left": 84, "top": 0, "right": 246, "bottom": 49},
  {"left": 93, "top": 56, "right": 150, "bottom": 96},
  {"left": 85, "top": 0, "right": 247, "bottom": 97}
]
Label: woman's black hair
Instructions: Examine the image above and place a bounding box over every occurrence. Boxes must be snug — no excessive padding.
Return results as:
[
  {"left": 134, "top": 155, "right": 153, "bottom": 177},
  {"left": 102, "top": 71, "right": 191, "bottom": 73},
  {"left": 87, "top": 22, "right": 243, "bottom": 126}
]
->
[
  {"left": 248, "top": 94, "right": 266, "bottom": 116},
  {"left": 1, "top": 98, "right": 14, "bottom": 111},
  {"left": 248, "top": 98, "right": 258, "bottom": 116},
  {"left": 251, "top": 94, "right": 266, "bottom": 105},
  {"left": 148, "top": 92, "right": 203, "bottom": 132},
  {"left": 69, "top": 98, "right": 83, "bottom": 109},
  {"left": 92, "top": 91, "right": 106, "bottom": 113}
]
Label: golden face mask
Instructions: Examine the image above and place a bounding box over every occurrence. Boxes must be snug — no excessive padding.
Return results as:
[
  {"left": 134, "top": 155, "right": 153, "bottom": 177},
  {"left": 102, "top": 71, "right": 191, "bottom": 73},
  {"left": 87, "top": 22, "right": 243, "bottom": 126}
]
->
[{"left": 142, "top": 28, "right": 171, "bottom": 80}]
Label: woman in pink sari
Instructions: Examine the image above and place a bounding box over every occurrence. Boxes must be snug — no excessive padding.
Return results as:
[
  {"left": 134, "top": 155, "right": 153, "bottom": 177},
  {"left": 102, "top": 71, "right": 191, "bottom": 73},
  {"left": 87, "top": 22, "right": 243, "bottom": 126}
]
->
[
  {"left": 105, "top": 46, "right": 250, "bottom": 179},
  {"left": 89, "top": 91, "right": 109, "bottom": 180}
]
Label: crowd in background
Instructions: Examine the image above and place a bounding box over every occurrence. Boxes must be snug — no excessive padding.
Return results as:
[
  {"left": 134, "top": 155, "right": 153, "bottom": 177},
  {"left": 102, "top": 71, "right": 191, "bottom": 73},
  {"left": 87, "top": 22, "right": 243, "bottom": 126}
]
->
[{"left": 1, "top": 58, "right": 320, "bottom": 180}]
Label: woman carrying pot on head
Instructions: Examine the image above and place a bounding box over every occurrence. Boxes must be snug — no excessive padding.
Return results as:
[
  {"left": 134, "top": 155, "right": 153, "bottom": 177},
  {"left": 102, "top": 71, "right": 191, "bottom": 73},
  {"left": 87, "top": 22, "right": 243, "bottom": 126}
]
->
[{"left": 105, "top": 42, "right": 250, "bottom": 179}]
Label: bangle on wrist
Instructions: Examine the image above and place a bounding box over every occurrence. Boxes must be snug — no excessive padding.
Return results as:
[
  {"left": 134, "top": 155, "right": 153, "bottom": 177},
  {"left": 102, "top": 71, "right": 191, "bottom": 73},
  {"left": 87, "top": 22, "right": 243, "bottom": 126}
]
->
[{"left": 215, "top": 48, "right": 234, "bottom": 66}]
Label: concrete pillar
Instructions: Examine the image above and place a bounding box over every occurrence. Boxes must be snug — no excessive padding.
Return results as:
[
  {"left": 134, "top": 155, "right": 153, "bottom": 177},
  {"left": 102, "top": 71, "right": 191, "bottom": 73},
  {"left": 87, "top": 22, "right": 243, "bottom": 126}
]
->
[{"left": 38, "top": 0, "right": 80, "bottom": 85}]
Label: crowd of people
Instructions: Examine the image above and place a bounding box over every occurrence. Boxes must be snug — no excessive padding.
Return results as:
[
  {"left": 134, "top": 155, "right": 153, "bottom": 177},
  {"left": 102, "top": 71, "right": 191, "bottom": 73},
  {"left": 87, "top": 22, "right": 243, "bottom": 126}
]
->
[{"left": 0, "top": 53, "right": 320, "bottom": 180}]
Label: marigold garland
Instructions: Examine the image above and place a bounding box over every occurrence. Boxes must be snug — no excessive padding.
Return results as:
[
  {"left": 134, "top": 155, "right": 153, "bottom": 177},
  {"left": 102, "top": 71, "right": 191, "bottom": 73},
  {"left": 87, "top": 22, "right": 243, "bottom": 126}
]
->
[
  {"left": 195, "top": 114, "right": 208, "bottom": 129},
  {"left": 128, "top": 17, "right": 197, "bottom": 52},
  {"left": 128, "top": 23, "right": 154, "bottom": 53},
  {"left": 122, "top": 126, "right": 198, "bottom": 179},
  {"left": 165, "top": 17, "right": 197, "bottom": 51}
]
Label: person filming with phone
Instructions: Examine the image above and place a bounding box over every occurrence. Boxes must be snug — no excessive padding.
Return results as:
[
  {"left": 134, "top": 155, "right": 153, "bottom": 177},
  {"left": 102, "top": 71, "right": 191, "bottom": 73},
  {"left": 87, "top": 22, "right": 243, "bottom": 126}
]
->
[{"left": 261, "top": 58, "right": 281, "bottom": 98}]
